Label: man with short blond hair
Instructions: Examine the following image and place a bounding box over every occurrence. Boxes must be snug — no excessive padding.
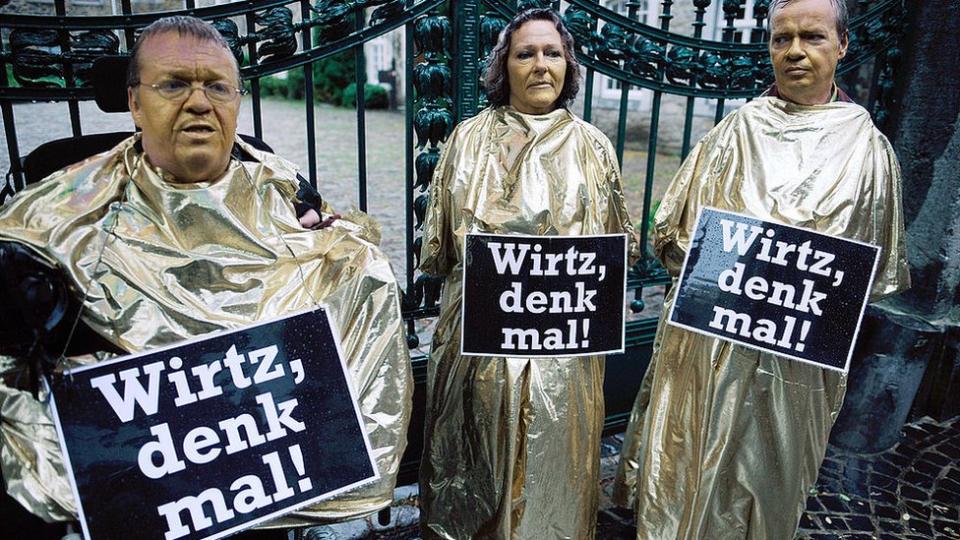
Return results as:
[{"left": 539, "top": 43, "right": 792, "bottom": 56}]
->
[{"left": 614, "top": 0, "right": 909, "bottom": 537}]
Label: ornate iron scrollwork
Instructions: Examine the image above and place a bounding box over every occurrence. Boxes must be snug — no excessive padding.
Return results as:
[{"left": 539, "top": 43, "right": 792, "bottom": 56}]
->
[
  {"left": 466, "top": 0, "right": 904, "bottom": 99},
  {"left": 254, "top": 8, "right": 298, "bottom": 62},
  {"left": 8, "top": 28, "right": 119, "bottom": 88},
  {"left": 208, "top": 19, "right": 243, "bottom": 63},
  {"left": 665, "top": 45, "right": 697, "bottom": 86},
  {"left": 407, "top": 11, "right": 455, "bottom": 319}
]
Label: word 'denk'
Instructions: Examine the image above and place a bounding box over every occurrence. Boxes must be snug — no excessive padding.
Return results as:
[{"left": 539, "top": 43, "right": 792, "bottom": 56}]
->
[{"left": 487, "top": 241, "right": 603, "bottom": 351}]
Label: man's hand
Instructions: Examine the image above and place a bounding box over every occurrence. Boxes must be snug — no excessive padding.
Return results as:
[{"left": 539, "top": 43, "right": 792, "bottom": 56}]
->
[
  {"left": 299, "top": 209, "right": 321, "bottom": 228},
  {"left": 299, "top": 209, "right": 341, "bottom": 230}
]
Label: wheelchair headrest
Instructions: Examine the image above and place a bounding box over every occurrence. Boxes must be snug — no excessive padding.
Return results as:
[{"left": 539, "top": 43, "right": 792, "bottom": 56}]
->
[{"left": 93, "top": 56, "right": 132, "bottom": 113}]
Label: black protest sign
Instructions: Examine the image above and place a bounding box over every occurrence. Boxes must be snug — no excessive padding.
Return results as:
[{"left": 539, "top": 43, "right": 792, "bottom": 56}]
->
[
  {"left": 48, "top": 308, "right": 376, "bottom": 540},
  {"left": 461, "top": 233, "right": 627, "bottom": 357},
  {"left": 668, "top": 207, "right": 880, "bottom": 372}
]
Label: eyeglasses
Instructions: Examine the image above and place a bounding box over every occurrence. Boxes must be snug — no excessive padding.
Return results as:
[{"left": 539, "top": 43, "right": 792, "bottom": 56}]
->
[{"left": 136, "top": 79, "right": 247, "bottom": 103}]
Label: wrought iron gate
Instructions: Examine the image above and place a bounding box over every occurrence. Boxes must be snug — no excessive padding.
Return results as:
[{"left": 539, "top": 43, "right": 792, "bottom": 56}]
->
[{"left": 0, "top": 0, "right": 904, "bottom": 484}]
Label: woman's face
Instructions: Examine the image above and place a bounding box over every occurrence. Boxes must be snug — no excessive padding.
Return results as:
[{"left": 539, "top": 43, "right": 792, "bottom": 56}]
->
[{"left": 506, "top": 20, "right": 567, "bottom": 114}]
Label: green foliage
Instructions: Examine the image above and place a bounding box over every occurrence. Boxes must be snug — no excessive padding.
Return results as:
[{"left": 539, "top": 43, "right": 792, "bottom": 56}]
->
[
  {"left": 255, "top": 75, "right": 291, "bottom": 99},
  {"left": 255, "top": 50, "right": 362, "bottom": 107},
  {"left": 647, "top": 199, "right": 661, "bottom": 233},
  {"left": 341, "top": 82, "right": 389, "bottom": 109},
  {"left": 314, "top": 50, "right": 358, "bottom": 104}
]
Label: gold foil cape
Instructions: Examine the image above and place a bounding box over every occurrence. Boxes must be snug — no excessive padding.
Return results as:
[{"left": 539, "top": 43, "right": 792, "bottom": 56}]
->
[
  {"left": 613, "top": 97, "right": 910, "bottom": 539},
  {"left": 0, "top": 135, "right": 412, "bottom": 526},
  {"left": 419, "top": 106, "right": 640, "bottom": 540}
]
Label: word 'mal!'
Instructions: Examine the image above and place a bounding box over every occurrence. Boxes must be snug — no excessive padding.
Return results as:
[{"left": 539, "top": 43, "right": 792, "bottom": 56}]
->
[{"left": 709, "top": 219, "right": 844, "bottom": 352}]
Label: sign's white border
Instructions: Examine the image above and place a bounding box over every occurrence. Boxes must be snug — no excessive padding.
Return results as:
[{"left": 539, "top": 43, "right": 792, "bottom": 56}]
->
[
  {"left": 666, "top": 206, "right": 881, "bottom": 374},
  {"left": 459, "top": 232, "right": 628, "bottom": 359},
  {"left": 47, "top": 305, "right": 380, "bottom": 540}
]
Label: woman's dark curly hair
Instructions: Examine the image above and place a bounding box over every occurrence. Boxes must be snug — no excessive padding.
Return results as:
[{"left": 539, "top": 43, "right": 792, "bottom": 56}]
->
[{"left": 483, "top": 8, "right": 582, "bottom": 110}]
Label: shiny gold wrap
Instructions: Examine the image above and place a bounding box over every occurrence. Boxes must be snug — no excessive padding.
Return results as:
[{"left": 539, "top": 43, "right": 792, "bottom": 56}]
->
[
  {"left": 419, "top": 106, "right": 640, "bottom": 540},
  {"left": 613, "top": 97, "right": 910, "bottom": 539},
  {"left": 0, "top": 135, "right": 412, "bottom": 526}
]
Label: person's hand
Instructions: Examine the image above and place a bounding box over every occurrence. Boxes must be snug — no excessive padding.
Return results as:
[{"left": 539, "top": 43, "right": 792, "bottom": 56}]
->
[
  {"left": 299, "top": 209, "right": 321, "bottom": 228},
  {"left": 299, "top": 209, "right": 341, "bottom": 230}
]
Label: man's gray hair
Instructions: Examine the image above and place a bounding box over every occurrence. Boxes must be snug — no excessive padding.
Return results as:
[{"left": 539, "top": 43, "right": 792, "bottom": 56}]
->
[
  {"left": 126, "top": 15, "right": 239, "bottom": 87},
  {"left": 768, "top": 0, "right": 849, "bottom": 38}
]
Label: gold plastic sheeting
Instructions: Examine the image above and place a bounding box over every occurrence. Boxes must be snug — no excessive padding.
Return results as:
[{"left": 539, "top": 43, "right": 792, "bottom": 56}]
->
[
  {"left": 419, "top": 106, "right": 640, "bottom": 540},
  {"left": 0, "top": 135, "right": 412, "bottom": 527},
  {"left": 613, "top": 97, "right": 910, "bottom": 539}
]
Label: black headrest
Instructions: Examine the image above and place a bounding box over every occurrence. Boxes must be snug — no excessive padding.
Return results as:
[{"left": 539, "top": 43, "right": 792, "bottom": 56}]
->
[{"left": 93, "top": 56, "right": 132, "bottom": 113}]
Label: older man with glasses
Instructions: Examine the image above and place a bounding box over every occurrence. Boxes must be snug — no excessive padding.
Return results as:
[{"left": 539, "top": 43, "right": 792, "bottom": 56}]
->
[{"left": 0, "top": 15, "right": 411, "bottom": 539}]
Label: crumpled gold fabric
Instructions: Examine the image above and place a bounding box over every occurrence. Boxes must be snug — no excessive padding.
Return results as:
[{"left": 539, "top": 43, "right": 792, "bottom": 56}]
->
[
  {"left": 0, "top": 135, "right": 412, "bottom": 526},
  {"left": 419, "top": 106, "right": 640, "bottom": 540},
  {"left": 613, "top": 97, "right": 910, "bottom": 539}
]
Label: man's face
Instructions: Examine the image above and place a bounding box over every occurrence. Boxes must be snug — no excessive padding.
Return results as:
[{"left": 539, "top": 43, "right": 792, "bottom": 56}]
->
[
  {"left": 128, "top": 32, "right": 240, "bottom": 183},
  {"left": 507, "top": 20, "right": 568, "bottom": 115},
  {"left": 769, "top": 0, "right": 848, "bottom": 105}
]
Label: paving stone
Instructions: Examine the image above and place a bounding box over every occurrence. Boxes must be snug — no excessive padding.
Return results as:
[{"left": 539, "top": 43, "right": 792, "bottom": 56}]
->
[
  {"left": 844, "top": 514, "right": 874, "bottom": 532},
  {"left": 869, "top": 487, "right": 898, "bottom": 505},
  {"left": 877, "top": 519, "right": 904, "bottom": 534},
  {"left": 933, "top": 501, "right": 960, "bottom": 520},
  {"left": 873, "top": 503, "right": 901, "bottom": 521},
  {"left": 799, "top": 513, "right": 819, "bottom": 529},
  {"left": 901, "top": 424, "right": 929, "bottom": 442},
  {"left": 884, "top": 451, "right": 912, "bottom": 469},
  {"left": 911, "top": 459, "right": 941, "bottom": 479},
  {"left": 898, "top": 484, "right": 927, "bottom": 501},
  {"left": 933, "top": 487, "right": 960, "bottom": 505},
  {"left": 871, "top": 460, "right": 899, "bottom": 478},
  {"left": 820, "top": 516, "right": 849, "bottom": 531},
  {"left": 948, "top": 467, "right": 960, "bottom": 484},
  {"left": 871, "top": 473, "right": 898, "bottom": 490},
  {"left": 942, "top": 477, "right": 960, "bottom": 494},
  {"left": 905, "top": 520, "right": 934, "bottom": 536},
  {"left": 926, "top": 451, "right": 953, "bottom": 467},
  {"left": 901, "top": 462, "right": 940, "bottom": 489},
  {"left": 902, "top": 499, "right": 932, "bottom": 521},
  {"left": 934, "top": 519, "right": 960, "bottom": 539},
  {"left": 819, "top": 495, "right": 850, "bottom": 514}
]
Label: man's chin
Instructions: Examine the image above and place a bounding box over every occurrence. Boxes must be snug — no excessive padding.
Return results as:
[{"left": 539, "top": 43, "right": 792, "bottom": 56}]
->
[
  {"left": 776, "top": 82, "right": 833, "bottom": 105},
  {"left": 169, "top": 150, "right": 230, "bottom": 183}
]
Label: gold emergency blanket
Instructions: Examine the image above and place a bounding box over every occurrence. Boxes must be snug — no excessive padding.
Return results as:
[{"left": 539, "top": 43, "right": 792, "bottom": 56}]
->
[
  {"left": 419, "top": 106, "right": 640, "bottom": 540},
  {"left": 0, "top": 135, "right": 412, "bottom": 526},
  {"left": 613, "top": 97, "right": 910, "bottom": 539}
]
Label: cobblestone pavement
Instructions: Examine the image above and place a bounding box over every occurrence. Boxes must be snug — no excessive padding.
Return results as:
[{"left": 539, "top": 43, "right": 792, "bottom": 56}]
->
[
  {"left": 796, "top": 416, "right": 960, "bottom": 540},
  {"left": 303, "top": 415, "right": 960, "bottom": 539}
]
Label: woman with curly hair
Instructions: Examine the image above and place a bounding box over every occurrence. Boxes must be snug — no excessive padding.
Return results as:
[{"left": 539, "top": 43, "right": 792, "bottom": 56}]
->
[{"left": 418, "top": 8, "right": 639, "bottom": 539}]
